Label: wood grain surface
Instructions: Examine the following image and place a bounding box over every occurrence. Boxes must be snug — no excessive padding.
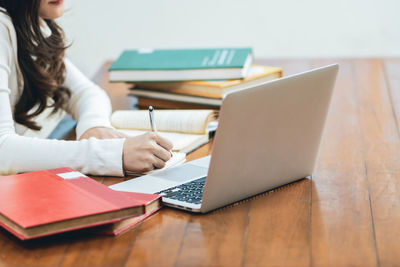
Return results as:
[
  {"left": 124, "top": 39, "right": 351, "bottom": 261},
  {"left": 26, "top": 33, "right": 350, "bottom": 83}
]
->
[{"left": 0, "top": 59, "right": 399, "bottom": 267}]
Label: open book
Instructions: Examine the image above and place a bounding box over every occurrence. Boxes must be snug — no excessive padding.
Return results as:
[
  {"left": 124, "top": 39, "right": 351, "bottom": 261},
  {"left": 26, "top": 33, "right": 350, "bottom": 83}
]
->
[{"left": 110, "top": 109, "right": 218, "bottom": 153}]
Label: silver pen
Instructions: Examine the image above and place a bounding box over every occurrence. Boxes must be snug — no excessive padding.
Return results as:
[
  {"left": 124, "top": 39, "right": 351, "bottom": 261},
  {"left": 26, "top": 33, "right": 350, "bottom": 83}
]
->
[
  {"left": 148, "top": 106, "right": 157, "bottom": 133},
  {"left": 149, "top": 106, "right": 173, "bottom": 157}
]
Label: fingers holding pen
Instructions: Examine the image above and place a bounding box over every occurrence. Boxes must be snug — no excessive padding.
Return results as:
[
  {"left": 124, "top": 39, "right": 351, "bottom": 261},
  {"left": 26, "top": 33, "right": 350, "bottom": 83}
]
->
[
  {"left": 147, "top": 132, "right": 172, "bottom": 161},
  {"left": 153, "top": 133, "right": 173, "bottom": 152},
  {"left": 122, "top": 132, "right": 173, "bottom": 174},
  {"left": 122, "top": 106, "right": 174, "bottom": 174}
]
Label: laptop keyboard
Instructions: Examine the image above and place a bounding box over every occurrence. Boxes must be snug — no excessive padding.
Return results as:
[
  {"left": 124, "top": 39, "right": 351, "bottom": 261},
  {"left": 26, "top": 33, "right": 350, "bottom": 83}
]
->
[{"left": 157, "top": 177, "right": 206, "bottom": 205}]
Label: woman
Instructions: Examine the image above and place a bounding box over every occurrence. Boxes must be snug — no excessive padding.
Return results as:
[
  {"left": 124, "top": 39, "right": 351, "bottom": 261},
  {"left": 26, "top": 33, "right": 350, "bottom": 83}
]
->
[{"left": 0, "top": 0, "right": 172, "bottom": 176}]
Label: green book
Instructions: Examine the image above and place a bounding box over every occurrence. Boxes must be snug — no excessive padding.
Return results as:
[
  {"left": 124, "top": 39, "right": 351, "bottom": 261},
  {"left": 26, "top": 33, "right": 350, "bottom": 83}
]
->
[{"left": 109, "top": 48, "right": 253, "bottom": 82}]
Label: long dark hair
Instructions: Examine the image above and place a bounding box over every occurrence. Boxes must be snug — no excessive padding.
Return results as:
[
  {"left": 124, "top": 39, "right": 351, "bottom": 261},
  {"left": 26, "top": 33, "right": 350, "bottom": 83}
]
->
[{"left": 0, "top": 0, "right": 70, "bottom": 130}]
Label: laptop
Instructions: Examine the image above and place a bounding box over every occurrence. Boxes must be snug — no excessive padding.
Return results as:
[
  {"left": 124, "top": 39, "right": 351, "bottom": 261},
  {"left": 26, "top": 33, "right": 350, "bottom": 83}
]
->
[{"left": 110, "top": 64, "right": 339, "bottom": 213}]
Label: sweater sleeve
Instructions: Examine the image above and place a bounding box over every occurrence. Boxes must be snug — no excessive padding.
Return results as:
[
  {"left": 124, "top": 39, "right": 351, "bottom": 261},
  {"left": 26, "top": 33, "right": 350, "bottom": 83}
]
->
[
  {"left": 0, "top": 88, "right": 125, "bottom": 176},
  {"left": 63, "top": 58, "right": 115, "bottom": 139},
  {"left": 0, "top": 25, "right": 125, "bottom": 176}
]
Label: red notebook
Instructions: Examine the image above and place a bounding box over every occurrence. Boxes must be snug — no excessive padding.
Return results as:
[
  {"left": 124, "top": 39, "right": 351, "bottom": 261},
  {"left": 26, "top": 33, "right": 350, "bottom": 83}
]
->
[{"left": 0, "top": 168, "right": 147, "bottom": 240}]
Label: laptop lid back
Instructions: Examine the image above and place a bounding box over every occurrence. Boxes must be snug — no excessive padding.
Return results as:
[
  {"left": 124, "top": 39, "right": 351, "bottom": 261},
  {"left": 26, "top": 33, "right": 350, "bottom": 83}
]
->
[{"left": 200, "top": 64, "right": 338, "bottom": 212}]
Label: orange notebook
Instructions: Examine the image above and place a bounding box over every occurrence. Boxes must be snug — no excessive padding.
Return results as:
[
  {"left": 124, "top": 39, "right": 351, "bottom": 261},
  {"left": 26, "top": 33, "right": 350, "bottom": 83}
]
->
[{"left": 0, "top": 168, "right": 147, "bottom": 240}]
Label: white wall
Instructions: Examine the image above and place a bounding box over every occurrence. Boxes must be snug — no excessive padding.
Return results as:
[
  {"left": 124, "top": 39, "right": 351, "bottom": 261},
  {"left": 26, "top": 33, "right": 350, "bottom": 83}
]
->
[{"left": 58, "top": 0, "right": 400, "bottom": 77}]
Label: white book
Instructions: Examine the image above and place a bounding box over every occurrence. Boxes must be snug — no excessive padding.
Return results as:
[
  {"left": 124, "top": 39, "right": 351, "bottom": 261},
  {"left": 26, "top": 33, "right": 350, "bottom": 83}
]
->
[{"left": 111, "top": 109, "right": 218, "bottom": 153}]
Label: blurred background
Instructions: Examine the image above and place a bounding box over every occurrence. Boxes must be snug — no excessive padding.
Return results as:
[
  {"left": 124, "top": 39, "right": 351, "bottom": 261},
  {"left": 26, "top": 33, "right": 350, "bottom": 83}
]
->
[{"left": 58, "top": 0, "right": 400, "bottom": 77}]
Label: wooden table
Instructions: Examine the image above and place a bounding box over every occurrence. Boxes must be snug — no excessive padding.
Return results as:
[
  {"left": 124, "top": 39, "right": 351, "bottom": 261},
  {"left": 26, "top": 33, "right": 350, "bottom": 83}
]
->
[{"left": 0, "top": 59, "right": 399, "bottom": 267}]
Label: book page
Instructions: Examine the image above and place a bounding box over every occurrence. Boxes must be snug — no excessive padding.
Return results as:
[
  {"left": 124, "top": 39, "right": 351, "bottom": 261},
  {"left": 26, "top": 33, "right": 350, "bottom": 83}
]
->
[{"left": 111, "top": 110, "right": 216, "bottom": 134}]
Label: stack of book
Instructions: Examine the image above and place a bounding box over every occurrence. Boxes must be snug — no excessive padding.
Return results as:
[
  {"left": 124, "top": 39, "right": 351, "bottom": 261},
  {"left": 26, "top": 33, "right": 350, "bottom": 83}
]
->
[{"left": 109, "top": 48, "right": 283, "bottom": 109}]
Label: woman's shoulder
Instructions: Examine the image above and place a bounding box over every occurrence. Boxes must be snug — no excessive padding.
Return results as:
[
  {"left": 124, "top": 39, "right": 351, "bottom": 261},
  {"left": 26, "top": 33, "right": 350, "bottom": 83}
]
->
[
  {"left": 0, "top": 8, "right": 13, "bottom": 28},
  {"left": 0, "top": 11, "right": 13, "bottom": 55},
  {"left": 0, "top": 9, "right": 23, "bottom": 91},
  {"left": 0, "top": 9, "right": 19, "bottom": 61},
  {"left": 0, "top": 9, "right": 15, "bottom": 43},
  {"left": 0, "top": 15, "right": 14, "bottom": 61}
]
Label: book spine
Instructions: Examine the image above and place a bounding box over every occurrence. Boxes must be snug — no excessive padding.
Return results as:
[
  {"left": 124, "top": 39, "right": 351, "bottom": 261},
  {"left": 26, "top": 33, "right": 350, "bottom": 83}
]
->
[
  {"left": 132, "top": 85, "right": 223, "bottom": 99},
  {"left": 96, "top": 207, "right": 161, "bottom": 236},
  {"left": 129, "top": 89, "right": 222, "bottom": 106}
]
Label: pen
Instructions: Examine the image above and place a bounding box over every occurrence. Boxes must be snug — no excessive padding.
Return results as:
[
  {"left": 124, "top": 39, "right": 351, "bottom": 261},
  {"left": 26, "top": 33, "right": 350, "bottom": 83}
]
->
[
  {"left": 148, "top": 106, "right": 157, "bottom": 133},
  {"left": 149, "top": 106, "right": 173, "bottom": 157}
]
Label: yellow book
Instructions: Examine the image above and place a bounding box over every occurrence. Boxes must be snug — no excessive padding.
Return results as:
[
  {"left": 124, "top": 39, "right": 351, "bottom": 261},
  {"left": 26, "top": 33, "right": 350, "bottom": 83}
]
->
[{"left": 133, "top": 64, "right": 283, "bottom": 99}]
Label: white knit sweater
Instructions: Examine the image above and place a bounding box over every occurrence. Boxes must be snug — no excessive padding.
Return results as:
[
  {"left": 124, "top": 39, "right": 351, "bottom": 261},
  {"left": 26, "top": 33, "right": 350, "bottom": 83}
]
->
[{"left": 0, "top": 10, "right": 125, "bottom": 176}]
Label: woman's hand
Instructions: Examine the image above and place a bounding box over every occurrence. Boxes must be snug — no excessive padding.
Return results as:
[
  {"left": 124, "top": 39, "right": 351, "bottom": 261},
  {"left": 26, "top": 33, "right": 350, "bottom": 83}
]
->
[
  {"left": 79, "top": 127, "right": 126, "bottom": 140},
  {"left": 123, "top": 132, "right": 173, "bottom": 174}
]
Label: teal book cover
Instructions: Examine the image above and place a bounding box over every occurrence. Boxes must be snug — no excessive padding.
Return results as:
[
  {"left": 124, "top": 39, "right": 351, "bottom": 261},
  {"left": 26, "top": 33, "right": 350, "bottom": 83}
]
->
[{"left": 109, "top": 48, "right": 253, "bottom": 71}]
